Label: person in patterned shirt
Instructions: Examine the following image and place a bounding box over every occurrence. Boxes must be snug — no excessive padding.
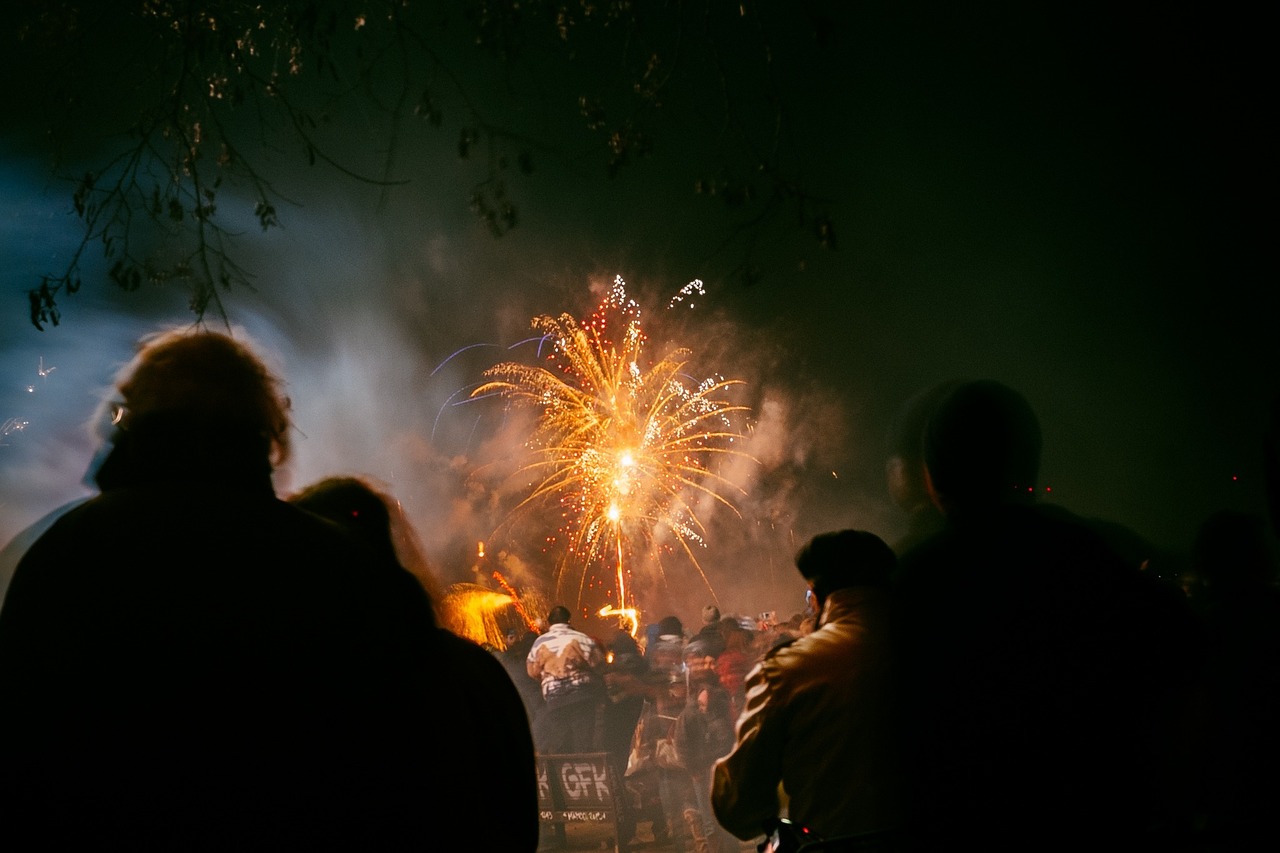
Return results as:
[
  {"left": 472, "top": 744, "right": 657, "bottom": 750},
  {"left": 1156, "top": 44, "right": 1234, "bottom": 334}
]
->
[{"left": 526, "top": 604, "right": 606, "bottom": 753}]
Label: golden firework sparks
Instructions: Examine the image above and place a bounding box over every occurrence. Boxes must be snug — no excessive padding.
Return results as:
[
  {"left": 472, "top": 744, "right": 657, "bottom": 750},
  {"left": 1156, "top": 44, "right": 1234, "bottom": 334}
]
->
[
  {"left": 439, "top": 583, "right": 516, "bottom": 648},
  {"left": 492, "top": 570, "right": 539, "bottom": 633},
  {"left": 473, "top": 276, "right": 753, "bottom": 625}
]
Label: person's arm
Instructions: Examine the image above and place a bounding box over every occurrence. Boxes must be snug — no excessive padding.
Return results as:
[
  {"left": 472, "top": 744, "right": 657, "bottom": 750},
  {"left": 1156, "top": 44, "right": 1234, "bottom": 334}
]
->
[
  {"left": 526, "top": 640, "right": 544, "bottom": 679},
  {"left": 710, "top": 658, "right": 788, "bottom": 840},
  {"left": 586, "top": 635, "right": 606, "bottom": 669}
]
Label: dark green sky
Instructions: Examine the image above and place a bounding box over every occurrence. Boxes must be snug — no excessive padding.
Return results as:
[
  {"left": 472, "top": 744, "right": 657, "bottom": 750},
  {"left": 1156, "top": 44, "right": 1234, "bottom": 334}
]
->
[{"left": 3, "top": 2, "right": 1274, "bottom": 614}]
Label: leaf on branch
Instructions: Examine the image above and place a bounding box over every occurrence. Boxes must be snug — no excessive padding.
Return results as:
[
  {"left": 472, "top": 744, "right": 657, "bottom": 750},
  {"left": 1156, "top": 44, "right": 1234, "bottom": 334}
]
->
[
  {"left": 254, "top": 201, "right": 278, "bottom": 231},
  {"left": 29, "top": 279, "right": 61, "bottom": 331},
  {"left": 109, "top": 261, "right": 143, "bottom": 292},
  {"left": 73, "top": 172, "right": 94, "bottom": 218}
]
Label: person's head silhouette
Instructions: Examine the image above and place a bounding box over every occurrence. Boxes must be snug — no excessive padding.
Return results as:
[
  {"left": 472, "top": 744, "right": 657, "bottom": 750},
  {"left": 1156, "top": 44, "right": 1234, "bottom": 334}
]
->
[{"left": 923, "top": 379, "right": 1041, "bottom": 514}]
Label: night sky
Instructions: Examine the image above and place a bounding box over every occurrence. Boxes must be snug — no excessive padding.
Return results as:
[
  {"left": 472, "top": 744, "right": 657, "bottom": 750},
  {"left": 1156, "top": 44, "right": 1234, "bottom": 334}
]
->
[{"left": 2, "top": 2, "right": 1274, "bottom": 621}]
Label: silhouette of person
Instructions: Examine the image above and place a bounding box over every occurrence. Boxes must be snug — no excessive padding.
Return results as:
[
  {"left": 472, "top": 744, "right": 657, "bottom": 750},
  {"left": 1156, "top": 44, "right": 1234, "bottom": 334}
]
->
[
  {"left": 1187, "top": 509, "right": 1280, "bottom": 849},
  {"left": 288, "top": 475, "right": 539, "bottom": 851},
  {"left": 884, "top": 380, "right": 961, "bottom": 555},
  {"left": 0, "top": 329, "right": 535, "bottom": 849},
  {"left": 1267, "top": 390, "right": 1280, "bottom": 537},
  {"left": 602, "top": 650, "right": 656, "bottom": 849},
  {"left": 712, "top": 530, "right": 902, "bottom": 845},
  {"left": 893, "top": 379, "right": 1199, "bottom": 851}
]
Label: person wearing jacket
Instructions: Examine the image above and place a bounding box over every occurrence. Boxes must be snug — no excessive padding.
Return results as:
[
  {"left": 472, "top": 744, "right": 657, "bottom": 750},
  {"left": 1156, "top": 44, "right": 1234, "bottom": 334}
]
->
[{"left": 711, "top": 530, "right": 902, "bottom": 844}]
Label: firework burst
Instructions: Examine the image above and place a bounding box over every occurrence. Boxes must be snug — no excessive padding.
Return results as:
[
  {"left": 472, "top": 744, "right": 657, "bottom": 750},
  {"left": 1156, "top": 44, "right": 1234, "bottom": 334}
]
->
[{"left": 473, "top": 276, "right": 753, "bottom": 626}]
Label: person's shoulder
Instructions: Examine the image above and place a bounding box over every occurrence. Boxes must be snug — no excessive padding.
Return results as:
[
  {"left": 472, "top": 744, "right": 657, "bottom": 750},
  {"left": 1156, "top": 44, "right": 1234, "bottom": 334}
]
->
[
  {"left": 7, "top": 493, "right": 117, "bottom": 573},
  {"left": 757, "top": 633, "right": 804, "bottom": 670},
  {"left": 271, "top": 499, "right": 377, "bottom": 561},
  {"left": 563, "top": 624, "right": 596, "bottom": 643},
  {"left": 438, "top": 628, "right": 505, "bottom": 666},
  {"left": 437, "top": 629, "right": 532, "bottom": 704}
]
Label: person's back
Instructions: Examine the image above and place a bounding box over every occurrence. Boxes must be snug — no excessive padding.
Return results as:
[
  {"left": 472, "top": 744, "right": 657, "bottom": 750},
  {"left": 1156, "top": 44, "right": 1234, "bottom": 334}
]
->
[
  {"left": 0, "top": 478, "right": 434, "bottom": 848},
  {"left": 0, "top": 331, "right": 507, "bottom": 849},
  {"left": 1188, "top": 509, "right": 1280, "bottom": 847},
  {"left": 713, "top": 530, "right": 902, "bottom": 842},
  {"left": 893, "top": 380, "right": 1198, "bottom": 850},
  {"left": 288, "top": 475, "right": 539, "bottom": 851}
]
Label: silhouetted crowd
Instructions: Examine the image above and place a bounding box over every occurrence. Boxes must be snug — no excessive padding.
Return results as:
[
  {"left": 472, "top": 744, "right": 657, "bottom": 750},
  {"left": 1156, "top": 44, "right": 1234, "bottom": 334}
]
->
[{"left": 0, "top": 328, "right": 1276, "bottom": 853}]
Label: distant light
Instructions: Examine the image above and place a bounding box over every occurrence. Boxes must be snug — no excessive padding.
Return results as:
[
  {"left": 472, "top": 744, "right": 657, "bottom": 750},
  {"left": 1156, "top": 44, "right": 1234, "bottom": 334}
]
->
[{"left": 831, "top": 471, "right": 838, "bottom": 479}]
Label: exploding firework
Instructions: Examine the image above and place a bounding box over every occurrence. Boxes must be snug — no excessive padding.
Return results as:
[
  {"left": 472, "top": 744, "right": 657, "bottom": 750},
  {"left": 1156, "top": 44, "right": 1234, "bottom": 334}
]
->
[{"left": 473, "top": 276, "right": 753, "bottom": 629}]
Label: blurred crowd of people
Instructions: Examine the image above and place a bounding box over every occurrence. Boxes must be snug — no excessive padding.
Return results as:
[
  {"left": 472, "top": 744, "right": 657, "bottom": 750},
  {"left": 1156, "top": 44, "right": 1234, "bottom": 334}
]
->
[{"left": 1, "top": 327, "right": 1276, "bottom": 853}]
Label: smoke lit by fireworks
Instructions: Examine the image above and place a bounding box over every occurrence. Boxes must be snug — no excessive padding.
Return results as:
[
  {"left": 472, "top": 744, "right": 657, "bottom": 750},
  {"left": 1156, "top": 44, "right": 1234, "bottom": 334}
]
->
[{"left": 473, "top": 276, "right": 753, "bottom": 629}]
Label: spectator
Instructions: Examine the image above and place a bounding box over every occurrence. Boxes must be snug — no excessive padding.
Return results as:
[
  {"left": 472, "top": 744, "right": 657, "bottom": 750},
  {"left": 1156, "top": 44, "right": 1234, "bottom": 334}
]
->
[
  {"left": 715, "top": 618, "right": 752, "bottom": 719},
  {"left": 693, "top": 604, "right": 727, "bottom": 657},
  {"left": 676, "top": 677, "right": 737, "bottom": 853},
  {"left": 526, "top": 604, "right": 606, "bottom": 753},
  {"left": 894, "top": 379, "right": 1200, "bottom": 851},
  {"left": 639, "top": 666, "right": 697, "bottom": 851},
  {"left": 0, "top": 329, "right": 534, "bottom": 848},
  {"left": 712, "top": 530, "right": 902, "bottom": 845},
  {"left": 603, "top": 651, "right": 659, "bottom": 849},
  {"left": 502, "top": 629, "right": 546, "bottom": 722},
  {"left": 884, "top": 380, "right": 960, "bottom": 555},
  {"left": 1188, "top": 509, "right": 1280, "bottom": 848},
  {"left": 288, "top": 474, "right": 538, "bottom": 850},
  {"left": 647, "top": 614, "right": 687, "bottom": 677}
]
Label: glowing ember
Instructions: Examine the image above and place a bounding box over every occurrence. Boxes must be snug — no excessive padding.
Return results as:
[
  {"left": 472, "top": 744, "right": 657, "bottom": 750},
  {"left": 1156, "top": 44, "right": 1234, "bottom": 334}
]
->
[
  {"left": 598, "top": 604, "right": 640, "bottom": 637},
  {"left": 473, "top": 275, "right": 753, "bottom": 620},
  {"left": 492, "top": 570, "right": 539, "bottom": 633}
]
